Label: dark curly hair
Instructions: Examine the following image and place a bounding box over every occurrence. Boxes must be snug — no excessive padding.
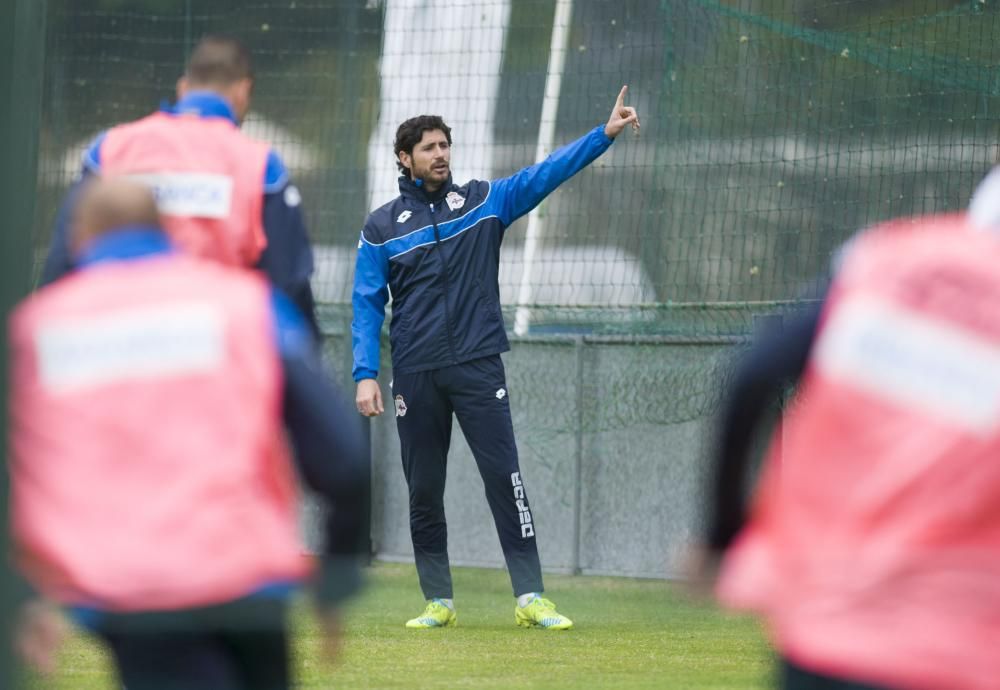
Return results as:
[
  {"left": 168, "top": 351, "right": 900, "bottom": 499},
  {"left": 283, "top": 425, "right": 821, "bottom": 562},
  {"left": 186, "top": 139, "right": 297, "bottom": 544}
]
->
[{"left": 394, "top": 115, "right": 452, "bottom": 176}]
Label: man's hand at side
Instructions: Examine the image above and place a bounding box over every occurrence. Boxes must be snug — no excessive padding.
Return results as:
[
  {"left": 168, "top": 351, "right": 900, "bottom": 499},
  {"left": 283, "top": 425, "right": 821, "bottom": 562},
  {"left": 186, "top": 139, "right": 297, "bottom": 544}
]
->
[
  {"left": 604, "top": 85, "right": 640, "bottom": 139},
  {"left": 677, "top": 543, "right": 724, "bottom": 601},
  {"left": 318, "top": 607, "right": 345, "bottom": 664},
  {"left": 15, "top": 599, "right": 67, "bottom": 676},
  {"left": 356, "top": 378, "right": 384, "bottom": 417}
]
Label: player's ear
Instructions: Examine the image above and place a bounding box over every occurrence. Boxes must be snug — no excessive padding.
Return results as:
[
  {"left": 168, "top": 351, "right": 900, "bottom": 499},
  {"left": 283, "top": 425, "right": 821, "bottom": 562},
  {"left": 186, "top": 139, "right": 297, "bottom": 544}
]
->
[
  {"left": 398, "top": 150, "right": 412, "bottom": 172},
  {"left": 230, "top": 78, "right": 253, "bottom": 122}
]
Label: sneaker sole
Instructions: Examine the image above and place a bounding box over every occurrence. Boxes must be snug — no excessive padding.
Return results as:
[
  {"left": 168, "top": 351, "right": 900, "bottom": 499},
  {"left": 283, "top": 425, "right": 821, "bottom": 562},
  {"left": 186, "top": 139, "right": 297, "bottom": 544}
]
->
[
  {"left": 515, "top": 616, "right": 572, "bottom": 630},
  {"left": 405, "top": 618, "right": 457, "bottom": 629}
]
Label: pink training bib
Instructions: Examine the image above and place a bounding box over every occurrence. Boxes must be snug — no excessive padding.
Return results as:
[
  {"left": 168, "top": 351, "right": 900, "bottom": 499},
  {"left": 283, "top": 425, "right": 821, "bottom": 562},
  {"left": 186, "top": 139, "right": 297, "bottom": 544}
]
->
[
  {"left": 719, "top": 214, "right": 1000, "bottom": 690},
  {"left": 101, "top": 112, "right": 269, "bottom": 267},
  {"left": 10, "top": 255, "right": 308, "bottom": 611}
]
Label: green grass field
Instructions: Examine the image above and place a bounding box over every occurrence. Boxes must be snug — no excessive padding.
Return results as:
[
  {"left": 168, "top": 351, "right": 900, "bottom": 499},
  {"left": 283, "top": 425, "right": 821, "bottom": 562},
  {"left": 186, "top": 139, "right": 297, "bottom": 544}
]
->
[{"left": 22, "top": 562, "right": 774, "bottom": 689}]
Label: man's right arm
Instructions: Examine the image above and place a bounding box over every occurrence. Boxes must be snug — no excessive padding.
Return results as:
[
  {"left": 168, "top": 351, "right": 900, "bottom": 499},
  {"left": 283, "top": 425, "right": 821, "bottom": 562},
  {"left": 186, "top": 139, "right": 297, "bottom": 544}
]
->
[
  {"left": 705, "top": 300, "right": 825, "bottom": 552},
  {"left": 351, "top": 226, "right": 390, "bottom": 383},
  {"left": 40, "top": 135, "right": 105, "bottom": 286},
  {"left": 39, "top": 179, "right": 86, "bottom": 286}
]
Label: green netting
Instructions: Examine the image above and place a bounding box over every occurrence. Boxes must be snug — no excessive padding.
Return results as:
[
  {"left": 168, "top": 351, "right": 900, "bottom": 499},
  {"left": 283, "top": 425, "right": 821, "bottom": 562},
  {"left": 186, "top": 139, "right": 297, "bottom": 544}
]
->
[
  {"left": 33, "top": 0, "right": 1000, "bottom": 337},
  {"left": 24, "top": 0, "right": 1000, "bottom": 595},
  {"left": 647, "top": 0, "right": 1000, "bottom": 326}
]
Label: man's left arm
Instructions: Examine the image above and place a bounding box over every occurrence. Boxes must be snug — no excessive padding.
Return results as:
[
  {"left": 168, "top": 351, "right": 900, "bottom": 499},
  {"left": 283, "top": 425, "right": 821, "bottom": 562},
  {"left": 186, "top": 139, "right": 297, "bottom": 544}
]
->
[
  {"left": 257, "top": 150, "right": 322, "bottom": 339},
  {"left": 272, "top": 290, "right": 369, "bottom": 608},
  {"left": 491, "top": 85, "right": 639, "bottom": 226}
]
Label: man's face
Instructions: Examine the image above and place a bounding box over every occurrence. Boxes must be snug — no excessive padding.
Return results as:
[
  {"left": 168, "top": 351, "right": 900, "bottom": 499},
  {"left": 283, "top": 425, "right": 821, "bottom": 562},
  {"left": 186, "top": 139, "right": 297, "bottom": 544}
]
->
[{"left": 402, "top": 129, "right": 451, "bottom": 188}]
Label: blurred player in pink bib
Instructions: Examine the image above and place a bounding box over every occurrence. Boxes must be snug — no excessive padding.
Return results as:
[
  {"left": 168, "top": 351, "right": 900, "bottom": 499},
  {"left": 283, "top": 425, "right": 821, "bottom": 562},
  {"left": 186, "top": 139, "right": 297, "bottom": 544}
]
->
[
  {"left": 694, "top": 170, "right": 1000, "bottom": 690},
  {"left": 41, "top": 35, "right": 321, "bottom": 337},
  {"left": 11, "top": 179, "right": 367, "bottom": 689}
]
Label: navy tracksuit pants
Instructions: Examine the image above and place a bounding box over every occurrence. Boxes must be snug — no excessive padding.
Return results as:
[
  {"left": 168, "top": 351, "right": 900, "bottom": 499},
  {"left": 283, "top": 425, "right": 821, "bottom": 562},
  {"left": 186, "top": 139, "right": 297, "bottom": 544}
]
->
[
  {"left": 392, "top": 354, "right": 544, "bottom": 599},
  {"left": 95, "top": 597, "right": 290, "bottom": 690}
]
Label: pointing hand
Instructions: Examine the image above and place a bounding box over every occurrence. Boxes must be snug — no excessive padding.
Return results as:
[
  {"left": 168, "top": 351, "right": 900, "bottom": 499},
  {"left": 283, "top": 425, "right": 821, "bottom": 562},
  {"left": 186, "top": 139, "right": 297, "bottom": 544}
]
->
[{"left": 604, "top": 85, "right": 640, "bottom": 139}]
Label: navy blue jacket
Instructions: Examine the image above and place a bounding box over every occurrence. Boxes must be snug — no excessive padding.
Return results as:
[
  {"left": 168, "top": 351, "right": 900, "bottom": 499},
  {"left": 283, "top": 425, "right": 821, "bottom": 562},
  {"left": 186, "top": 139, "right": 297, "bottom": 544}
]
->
[
  {"left": 41, "top": 92, "right": 320, "bottom": 338},
  {"left": 352, "top": 125, "right": 614, "bottom": 380}
]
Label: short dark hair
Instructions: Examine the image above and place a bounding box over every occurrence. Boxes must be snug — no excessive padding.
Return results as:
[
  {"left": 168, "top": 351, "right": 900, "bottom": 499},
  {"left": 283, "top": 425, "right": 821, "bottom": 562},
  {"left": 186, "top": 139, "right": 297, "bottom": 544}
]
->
[
  {"left": 394, "top": 115, "right": 452, "bottom": 176},
  {"left": 185, "top": 35, "right": 253, "bottom": 86}
]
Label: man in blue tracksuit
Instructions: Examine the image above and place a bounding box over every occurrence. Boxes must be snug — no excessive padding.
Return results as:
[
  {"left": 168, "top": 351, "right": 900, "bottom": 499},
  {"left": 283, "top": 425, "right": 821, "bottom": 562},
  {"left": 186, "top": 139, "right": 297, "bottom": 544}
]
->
[{"left": 352, "top": 87, "right": 640, "bottom": 629}]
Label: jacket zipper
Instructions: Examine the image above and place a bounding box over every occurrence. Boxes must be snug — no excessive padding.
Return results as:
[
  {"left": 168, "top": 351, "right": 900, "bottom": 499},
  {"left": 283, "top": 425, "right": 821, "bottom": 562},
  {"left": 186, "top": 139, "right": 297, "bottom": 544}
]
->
[{"left": 430, "top": 202, "right": 458, "bottom": 364}]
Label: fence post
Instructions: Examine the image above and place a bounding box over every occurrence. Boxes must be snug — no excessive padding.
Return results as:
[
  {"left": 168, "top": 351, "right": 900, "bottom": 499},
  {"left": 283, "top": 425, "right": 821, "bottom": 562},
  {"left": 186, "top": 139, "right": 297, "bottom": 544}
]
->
[
  {"left": 571, "top": 336, "right": 585, "bottom": 575},
  {"left": 751, "top": 313, "right": 786, "bottom": 469},
  {"left": 0, "top": 0, "right": 47, "bottom": 685}
]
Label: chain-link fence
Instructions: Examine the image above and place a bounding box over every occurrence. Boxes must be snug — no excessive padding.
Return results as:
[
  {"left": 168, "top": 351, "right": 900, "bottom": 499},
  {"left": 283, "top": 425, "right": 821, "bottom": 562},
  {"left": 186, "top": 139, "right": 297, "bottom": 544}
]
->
[
  {"left": 37, "top": 0, "right": 1000, "bottom": 330},
  {"left": 32, "top": 0, "right": 1000, "bottom": 575}
]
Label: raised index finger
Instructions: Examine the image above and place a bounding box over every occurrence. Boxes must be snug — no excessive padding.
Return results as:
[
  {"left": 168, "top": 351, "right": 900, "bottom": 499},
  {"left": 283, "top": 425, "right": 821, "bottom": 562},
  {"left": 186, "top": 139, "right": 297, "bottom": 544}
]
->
[{"left": 615, "top": 84, "right": 628, "bottom": 109}]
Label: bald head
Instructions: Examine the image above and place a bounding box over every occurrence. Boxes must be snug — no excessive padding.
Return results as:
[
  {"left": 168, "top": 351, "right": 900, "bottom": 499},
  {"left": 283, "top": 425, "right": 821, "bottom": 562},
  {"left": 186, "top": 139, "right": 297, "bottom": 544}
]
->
[{"left": 71, "top": 178, "right": 161, "bottom": 255}]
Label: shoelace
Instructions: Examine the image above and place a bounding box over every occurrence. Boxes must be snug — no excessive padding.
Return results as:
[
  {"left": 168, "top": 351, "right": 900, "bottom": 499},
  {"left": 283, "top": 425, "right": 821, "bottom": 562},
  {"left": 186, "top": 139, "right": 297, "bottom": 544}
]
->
[
  {"left": 535, "top": 598, "right": 557, "bottom": 611},
  {"left": 425, "top": 600, "right": 455, "bottom": 618},
  {"left": 529, "top": 597, "right": 562, "bottom": 618}
]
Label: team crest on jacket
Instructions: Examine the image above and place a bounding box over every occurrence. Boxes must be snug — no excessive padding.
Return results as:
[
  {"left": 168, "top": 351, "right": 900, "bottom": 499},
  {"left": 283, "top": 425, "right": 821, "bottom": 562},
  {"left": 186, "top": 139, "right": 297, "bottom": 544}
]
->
[
  {"left": 394, "top": 394, "right": 407, "bottom": 417},
  {"left": 446, "top": 191, "right": 466, "bottom": 211}
]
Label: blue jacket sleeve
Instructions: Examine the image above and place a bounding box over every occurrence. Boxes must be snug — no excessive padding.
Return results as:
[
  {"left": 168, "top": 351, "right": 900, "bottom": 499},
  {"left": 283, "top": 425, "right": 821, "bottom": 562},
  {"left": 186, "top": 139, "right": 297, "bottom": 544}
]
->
[
  {"left": 257, "top": 151, "right": 320, "bottom": 340},
  {"left": 490, "top": 125, "right": 614, "bottom": 227},
  {"left": 706, "top": 299, "right": 825, "bottom": 551},
  {"left": 272, "top": 290, "right": 369, "bottom": 606},
  {"left": 351, "top": 228, "right": 390, "bottom": 381},
  {"left": 40, "top": 133, "right": 105, "bottom": 286},
  {"left": 40, "top": 178, "right": 87, "bottom": 286}
]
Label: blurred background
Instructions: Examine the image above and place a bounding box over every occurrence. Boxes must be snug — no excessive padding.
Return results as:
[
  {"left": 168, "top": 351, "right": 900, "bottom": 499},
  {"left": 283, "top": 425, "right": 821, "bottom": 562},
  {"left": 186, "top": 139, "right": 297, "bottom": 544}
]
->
[{"left": 28, "top": 0, "right": 1000, "bottom": 578}]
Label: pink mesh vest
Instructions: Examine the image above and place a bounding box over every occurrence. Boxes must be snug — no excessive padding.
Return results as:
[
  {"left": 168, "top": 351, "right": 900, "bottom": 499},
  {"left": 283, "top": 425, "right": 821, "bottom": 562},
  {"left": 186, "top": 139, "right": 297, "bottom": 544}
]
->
[
  {"left": 100, "top": 112, "right": 268, "bottom": 266},
  {"left": 10, "top": 254, "right": 307, "bottom": 611},
  {"left": 719, "top": 214, "right": 1000, "bottom": 690}
]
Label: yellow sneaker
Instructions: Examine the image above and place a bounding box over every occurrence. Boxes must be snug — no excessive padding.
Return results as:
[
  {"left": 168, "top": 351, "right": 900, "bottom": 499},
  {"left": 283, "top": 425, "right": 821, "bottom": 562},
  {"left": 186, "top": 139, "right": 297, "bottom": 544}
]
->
[
  {"left": 515, "top": 596, "right": 573, "bottom": 630},
  {"left": 405, "top": 599, "right": 457, "bottom": 629}
]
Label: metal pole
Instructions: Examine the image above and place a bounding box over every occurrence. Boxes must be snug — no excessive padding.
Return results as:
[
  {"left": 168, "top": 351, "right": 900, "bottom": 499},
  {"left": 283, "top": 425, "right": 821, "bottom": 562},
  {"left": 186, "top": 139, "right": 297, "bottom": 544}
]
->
[
  {"left": 571, "top": 336, "right": 585, "bottom": 575},
  {"left": 0, "top": 0, "right": 48, "bottom": 685},
  {"left": 512, "top": 0, "right": 574, "bottom": 336},
  {"left": 184, "top": 0, "right": 194, "bottom": 59}
]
